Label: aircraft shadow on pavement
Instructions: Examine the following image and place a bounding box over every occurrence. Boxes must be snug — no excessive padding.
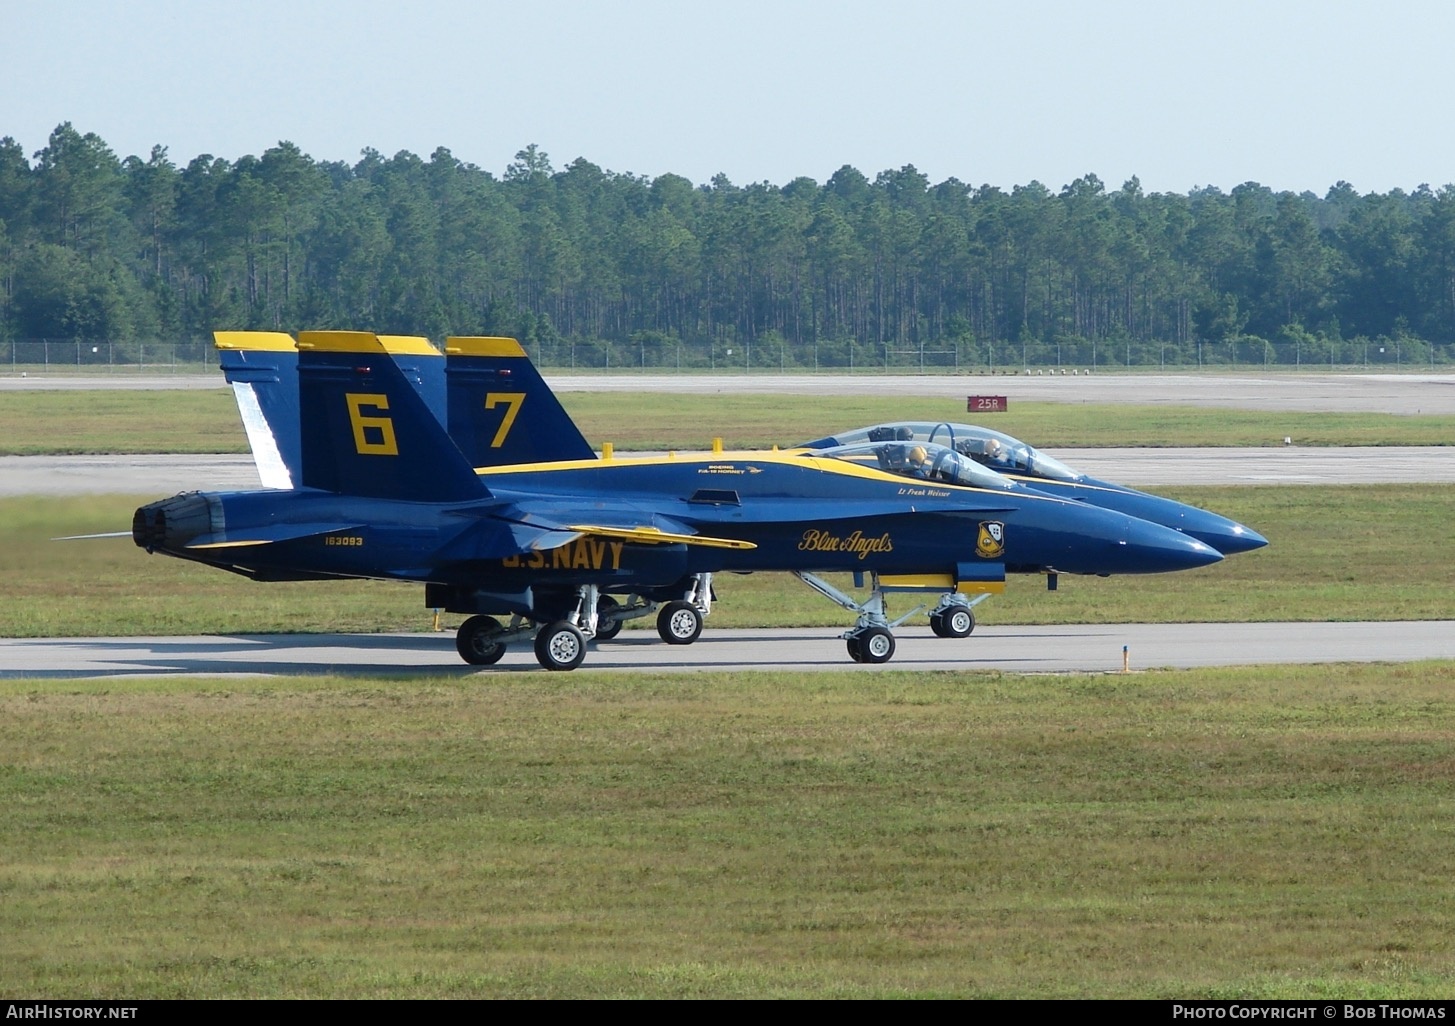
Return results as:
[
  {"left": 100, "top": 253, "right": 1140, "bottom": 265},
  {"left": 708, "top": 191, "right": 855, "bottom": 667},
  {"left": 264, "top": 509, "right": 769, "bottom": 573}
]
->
[{"left": 0, "top": 628, "right": 1120, "bottom": 680}]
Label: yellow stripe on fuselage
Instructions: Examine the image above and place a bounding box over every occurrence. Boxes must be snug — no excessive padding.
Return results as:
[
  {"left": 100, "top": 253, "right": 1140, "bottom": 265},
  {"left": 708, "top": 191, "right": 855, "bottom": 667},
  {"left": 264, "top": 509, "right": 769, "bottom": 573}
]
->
[{"left": 476, "top": 447, "right": 1061, "bottom": 501}]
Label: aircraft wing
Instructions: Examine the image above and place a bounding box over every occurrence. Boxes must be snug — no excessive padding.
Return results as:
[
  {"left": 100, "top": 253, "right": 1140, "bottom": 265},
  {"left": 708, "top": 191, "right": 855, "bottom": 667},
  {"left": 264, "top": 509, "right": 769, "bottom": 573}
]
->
[
  {"left": 439, "top": 502, "right": 756, "bottom": 562},
  {"left": 502, "top": 503, "right": 755, "bottom": 549},
  {"left": 559, "top": 524, "right": 756, "bottom": 550}
]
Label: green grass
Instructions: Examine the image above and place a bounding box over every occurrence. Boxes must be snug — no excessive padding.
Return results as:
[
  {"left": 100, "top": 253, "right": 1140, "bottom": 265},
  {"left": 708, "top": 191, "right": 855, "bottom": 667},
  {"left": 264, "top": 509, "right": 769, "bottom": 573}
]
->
[
  {"left": 3, "top": 663, "right": 1454, "bottom": 998},
  {"left": 3, "top": 388, "right": 1454, "bottom": 453},
  {"left": 4, "top": 485, "right": 1450, "bottom": 638},
  {"left": 0, "top": 390, "right": 247, "bottom": 455}
]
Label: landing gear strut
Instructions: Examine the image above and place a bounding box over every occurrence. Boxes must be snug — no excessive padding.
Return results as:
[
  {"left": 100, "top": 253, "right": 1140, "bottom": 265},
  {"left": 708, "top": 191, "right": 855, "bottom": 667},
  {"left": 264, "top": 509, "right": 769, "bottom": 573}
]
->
[
  {"left": 793, "top": 571, "right": 923, "bottom": 665},
  {"left": 593, "top": 595, "right": 623, "bottom": 640}
]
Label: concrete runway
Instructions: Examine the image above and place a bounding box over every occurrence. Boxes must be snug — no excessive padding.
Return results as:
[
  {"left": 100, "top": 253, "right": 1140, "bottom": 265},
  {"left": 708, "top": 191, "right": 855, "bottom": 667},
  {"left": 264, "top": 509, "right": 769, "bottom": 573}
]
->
[
  {"left": 3, "top": 621, "right": 1453, "bottom": 679},
  {"left": 4, "top": 445, "right": 1453, "bottom": 497}
]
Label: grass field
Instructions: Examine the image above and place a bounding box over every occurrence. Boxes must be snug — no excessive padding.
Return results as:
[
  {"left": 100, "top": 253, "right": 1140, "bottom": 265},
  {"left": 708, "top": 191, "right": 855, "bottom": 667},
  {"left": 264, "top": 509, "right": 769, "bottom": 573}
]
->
[
  {"left": 4, "top": 388, "right": 1455, "bottom": 454},
  {"left": 3, "top": 663, "right": 1453, "bottom": 998},
  {"left": 3, "top": 484, "right": 1450, "bottom": 637}
]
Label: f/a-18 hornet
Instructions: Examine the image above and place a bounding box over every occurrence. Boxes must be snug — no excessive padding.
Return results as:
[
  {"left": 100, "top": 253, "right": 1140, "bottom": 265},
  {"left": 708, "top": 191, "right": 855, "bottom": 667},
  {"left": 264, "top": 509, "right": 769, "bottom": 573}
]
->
[
  {"left": 794, "top": 421, "right": 1267, "bottom": 636},
  {"left": 134, "top": 332, "right": 1223, "bottom": 670}
]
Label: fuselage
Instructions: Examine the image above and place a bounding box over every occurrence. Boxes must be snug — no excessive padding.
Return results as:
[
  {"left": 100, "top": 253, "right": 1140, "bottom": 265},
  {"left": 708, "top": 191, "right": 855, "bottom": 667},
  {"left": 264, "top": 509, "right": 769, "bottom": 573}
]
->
[
  {"left": 797, "top": 421, "right": 1269, "bottom": 555},
  {"left": 134, "top": 449, "right": 1223, "bottom": 595}
]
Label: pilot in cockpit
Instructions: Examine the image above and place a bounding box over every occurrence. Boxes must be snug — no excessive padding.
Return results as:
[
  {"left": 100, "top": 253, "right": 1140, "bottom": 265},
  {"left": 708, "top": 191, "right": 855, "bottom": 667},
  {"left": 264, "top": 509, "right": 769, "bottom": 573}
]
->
[
  {"left": 907, "top": 445, "right": 931, "bottom": 478},
  {"left": 875, "top": 442, "right": 932, "bottom": 479},
  {"left": 962, "top": 437, "right": 1005, "bottom": 467}
]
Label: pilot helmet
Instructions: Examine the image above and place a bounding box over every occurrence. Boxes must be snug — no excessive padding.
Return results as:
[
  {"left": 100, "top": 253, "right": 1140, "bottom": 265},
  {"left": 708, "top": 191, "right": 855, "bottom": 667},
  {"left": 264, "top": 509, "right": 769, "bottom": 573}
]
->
[
  {"left": 908, "top": 445, "right": 928, "bottom": 466},
  {"left": 895, "top": 427, "right": 914, "bottom": 441},
  {"left": 984, "top": 438, "right": 1003, "bottom": 459}
]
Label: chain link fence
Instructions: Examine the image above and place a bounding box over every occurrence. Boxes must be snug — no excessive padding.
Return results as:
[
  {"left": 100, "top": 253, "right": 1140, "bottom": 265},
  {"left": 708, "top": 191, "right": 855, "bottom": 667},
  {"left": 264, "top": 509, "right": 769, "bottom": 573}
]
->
[
  {"left": 4, "top": 336, "right": 1453, "bottom": 375},
  {"left": 2, "top": 339, "right": 219, "bottom": 374}
]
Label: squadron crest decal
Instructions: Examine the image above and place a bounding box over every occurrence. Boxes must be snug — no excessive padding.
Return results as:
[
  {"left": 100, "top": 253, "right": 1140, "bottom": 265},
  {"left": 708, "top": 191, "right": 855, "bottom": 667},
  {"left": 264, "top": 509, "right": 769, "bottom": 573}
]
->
[{"left": 976, "top": 521, "right": 1005, "bottom": 558}]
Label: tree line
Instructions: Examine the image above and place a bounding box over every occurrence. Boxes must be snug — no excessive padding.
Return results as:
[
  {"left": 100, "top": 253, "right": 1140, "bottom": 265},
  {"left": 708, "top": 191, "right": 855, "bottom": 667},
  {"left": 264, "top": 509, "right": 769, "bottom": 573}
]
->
[{"left": 4, "top": 122, "right": 1455, "bottom": 367}]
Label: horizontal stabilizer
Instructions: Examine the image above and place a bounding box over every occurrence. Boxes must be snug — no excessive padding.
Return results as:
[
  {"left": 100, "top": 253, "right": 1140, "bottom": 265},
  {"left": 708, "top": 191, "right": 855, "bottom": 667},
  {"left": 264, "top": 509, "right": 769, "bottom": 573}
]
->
[
  {"left": 184, "top": 522, "right": 366, "bottom": 550},
  {"left": 527, "top": 529, "right": 585, "bottom": 550}
]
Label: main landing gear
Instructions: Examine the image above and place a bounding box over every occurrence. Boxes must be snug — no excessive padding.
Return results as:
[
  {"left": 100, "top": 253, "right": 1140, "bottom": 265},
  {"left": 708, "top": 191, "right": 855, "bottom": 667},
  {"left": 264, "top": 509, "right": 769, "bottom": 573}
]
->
[
  {"left": 928, "top": 598, "right": 977, "bottom": 638},
  {"left": 452, "top": 585, "right": 605, "bottom": 671},
  {"left": 452, "top": 573, "right": 716, "bottom": 671},
  {"left": 656, "top": 572, "right": 712, "bottom": 645},
  {"left": 792, "top": 572, "right": 987, "bottom": 665}
]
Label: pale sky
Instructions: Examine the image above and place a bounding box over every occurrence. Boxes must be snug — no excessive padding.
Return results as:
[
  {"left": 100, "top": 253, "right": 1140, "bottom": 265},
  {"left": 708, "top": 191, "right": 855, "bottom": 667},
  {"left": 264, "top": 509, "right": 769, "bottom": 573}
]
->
[{"left": 4, "top": 0, "right": 1453, "bottom": 195}]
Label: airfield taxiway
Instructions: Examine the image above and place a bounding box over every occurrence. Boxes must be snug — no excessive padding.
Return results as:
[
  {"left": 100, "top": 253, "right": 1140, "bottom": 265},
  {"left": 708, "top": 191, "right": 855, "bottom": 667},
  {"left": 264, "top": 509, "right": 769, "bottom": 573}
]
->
[
  {"left": 5, "top": 369, "right": 1455, "bottom": 415},
  {"left": 3, "top": 621, "right": 1453, "bottom": 680}
]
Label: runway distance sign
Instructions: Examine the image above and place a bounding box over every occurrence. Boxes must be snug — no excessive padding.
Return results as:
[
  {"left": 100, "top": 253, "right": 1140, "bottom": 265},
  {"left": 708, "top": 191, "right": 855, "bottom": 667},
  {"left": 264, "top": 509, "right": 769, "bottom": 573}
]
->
[{"left": 966, "top": 395, "right": 1008, "bottom": 413}]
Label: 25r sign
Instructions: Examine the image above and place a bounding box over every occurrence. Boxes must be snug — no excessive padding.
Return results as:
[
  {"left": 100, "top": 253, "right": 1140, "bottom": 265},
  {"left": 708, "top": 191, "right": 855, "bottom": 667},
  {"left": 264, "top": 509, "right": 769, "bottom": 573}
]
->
[{"left": 967, "top": 395, "right": 1008, "bottom": 413}]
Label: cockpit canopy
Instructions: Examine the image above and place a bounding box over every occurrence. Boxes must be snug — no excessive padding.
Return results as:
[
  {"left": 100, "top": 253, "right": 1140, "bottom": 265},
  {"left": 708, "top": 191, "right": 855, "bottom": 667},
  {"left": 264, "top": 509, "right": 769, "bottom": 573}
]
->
[
  {"left": 807, "top": 440, "right": 1017, "bottom": 490},
  {"left": 798, "top": 422, "right": 1083, "bottom": 483}
]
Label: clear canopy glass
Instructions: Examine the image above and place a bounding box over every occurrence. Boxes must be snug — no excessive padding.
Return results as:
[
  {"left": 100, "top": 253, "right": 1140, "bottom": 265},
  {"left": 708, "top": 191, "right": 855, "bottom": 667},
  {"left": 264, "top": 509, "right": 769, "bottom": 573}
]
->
[
  {"left": 801, "top": 422, "right": 1083, "bottom": 482},
  {"left": 806, "top": 440, "right": 1018, "bottom": 490}
]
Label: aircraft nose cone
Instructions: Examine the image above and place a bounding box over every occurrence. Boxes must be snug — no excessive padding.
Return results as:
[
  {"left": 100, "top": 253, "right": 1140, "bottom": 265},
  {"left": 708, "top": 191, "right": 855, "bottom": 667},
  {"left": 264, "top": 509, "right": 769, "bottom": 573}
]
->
[
  {"left": 1208, "top": 522, "right": 1269, "bottom": 555},
  {"left": 1178, "top": 508, "right": 1269, "bottom": 555},
  {"left": 1122, "top": 516, "right": 1225, "bottom": 573}
]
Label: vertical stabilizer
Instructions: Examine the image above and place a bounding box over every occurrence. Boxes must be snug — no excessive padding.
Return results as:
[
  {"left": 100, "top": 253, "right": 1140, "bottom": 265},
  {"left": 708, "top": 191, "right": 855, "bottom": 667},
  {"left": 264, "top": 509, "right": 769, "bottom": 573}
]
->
[
  {"left": 378, "top": 334, "right": 447, "bottom": 416},
  {"left": 444, "top": 336, "right": 596, "bottom": 467},
  {"left": 215, "top": 331, "right": 300, "bottom": 489},
  {"left": 296, "top": 331, "right": 486, "bottom": 501}
]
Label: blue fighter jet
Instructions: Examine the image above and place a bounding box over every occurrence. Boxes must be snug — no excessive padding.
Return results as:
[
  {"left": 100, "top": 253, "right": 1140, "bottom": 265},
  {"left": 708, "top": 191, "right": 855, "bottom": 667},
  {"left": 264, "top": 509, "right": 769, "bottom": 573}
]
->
[
  {"left": 135, "top": 331, "right": 1223, "bottom": 670},
  {"left": 797, "top": 422, "right": 1268, "bottom": 555},
  {"left": 795, "top": 421, "right": 1267, "bottom": 638}
]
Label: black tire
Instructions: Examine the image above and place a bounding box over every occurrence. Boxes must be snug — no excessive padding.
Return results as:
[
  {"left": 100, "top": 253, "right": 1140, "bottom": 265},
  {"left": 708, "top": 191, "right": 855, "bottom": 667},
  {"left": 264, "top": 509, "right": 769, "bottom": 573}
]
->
[
  {"left": 930, "top": 606, "right": 975, "bottom": 639},
  {"left": 594, "top": 595, "right": 623, "bottom": 641},
  {"left": 534, "top": 621, "right": 586, "bottom": 671},
  {"left": 858, "top": 626, "right": 896, "bottom": 664},
  {"left": 455, "top": 615, "right": 506, "bottom": 665},
  {"left": 846, "top": 635, "right": 865, "bottom": 662},
  {"left": 657, "top": 601, "right": 703, "bottom": 645}
]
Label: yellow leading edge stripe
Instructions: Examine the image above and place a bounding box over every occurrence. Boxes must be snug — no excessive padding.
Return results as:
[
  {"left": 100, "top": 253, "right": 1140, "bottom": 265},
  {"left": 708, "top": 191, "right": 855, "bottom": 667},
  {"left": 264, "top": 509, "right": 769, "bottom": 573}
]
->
[
  {"left": 566, "top": 524, "right": 757, "bottom": 550},
  {"left": 445, "top": 336, "right": 528, "bottom": 357},
  {"left": 376, "top": 335, "right": 441, "bottom": 356},
  {"left": 213, "top": 331, "right": 295, "bottom": 352},
  {"left": 214, "top": 330, "right": 453, "bottom": 356},
  {"left": 295, "top": 330, "right": 388, "bottom": 353}
]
